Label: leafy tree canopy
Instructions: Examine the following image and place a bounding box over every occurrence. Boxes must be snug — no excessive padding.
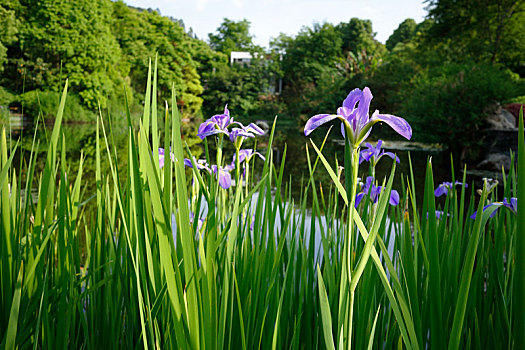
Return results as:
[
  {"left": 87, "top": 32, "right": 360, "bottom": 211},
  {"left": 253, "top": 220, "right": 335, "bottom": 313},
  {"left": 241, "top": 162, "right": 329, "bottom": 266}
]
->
[
  {"left": 208, "top": 18, "right": 258, "bottom": 56},
  {"left": 386, "top": 18, "right": 417, "bottom": 51},
  {"left": 425, "top": 0, "right": 525, "bottom": 72}
]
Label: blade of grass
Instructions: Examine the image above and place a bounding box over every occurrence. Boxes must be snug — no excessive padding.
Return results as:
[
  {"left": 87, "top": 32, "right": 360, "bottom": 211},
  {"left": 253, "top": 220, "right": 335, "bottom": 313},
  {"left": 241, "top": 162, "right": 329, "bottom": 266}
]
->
[
  {"left": 515, "top": 106, "right": 525, "bottom": 349},
  {"left": 5, "top": 262, "right": 23, "bottom": 350},
  {"left": 317, "top": 265, "right": 336, "bottom": 350}
]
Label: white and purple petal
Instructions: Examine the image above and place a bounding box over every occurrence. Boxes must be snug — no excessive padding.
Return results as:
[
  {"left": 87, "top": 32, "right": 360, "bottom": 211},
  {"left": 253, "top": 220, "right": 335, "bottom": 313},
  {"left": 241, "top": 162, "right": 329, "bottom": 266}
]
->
[
  {"left": 342, "top": 88, "right": 362, "bottom": 111},
  {"left": 304, "top": 114, "right": 339, "bottom": 136},
  {"left": 217, "top": 168, "right": 232, "bottom": 189},
  {"left": 159, "top": 148, "right": 165, "bottom": 169},
  {"left": 381, "top": 151, "right": 400, "bottom": 163},
  {"left": 389, "top": 190, "right": 400, "bottom": 206},
  {"left": 434, "top": 184, "right": 448, "bottom": 197},
  {"left": 355, "top": 87, "right": 373, "bottom": 126},
  {"left": 372, "top": 113, "right": 412, "bottom": 140},
  {"left": 245, "top": 123, "right": 265, "bottom": 136},
  {"left": 355, "top": 192, "right": 366, "bottom": 207}
]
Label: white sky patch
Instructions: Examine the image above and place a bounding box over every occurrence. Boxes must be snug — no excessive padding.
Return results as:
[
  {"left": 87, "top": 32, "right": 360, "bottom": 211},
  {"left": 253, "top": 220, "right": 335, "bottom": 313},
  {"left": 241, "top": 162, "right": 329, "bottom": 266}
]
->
[
  {"left": 124, "top": 0, "right": 428, "bottom": 47},
  {"left": 196, "top": 0, "right": 208, "bottom": 12},
  {"left": 232, "top": 0, "right": 245, "bottom": 9}
]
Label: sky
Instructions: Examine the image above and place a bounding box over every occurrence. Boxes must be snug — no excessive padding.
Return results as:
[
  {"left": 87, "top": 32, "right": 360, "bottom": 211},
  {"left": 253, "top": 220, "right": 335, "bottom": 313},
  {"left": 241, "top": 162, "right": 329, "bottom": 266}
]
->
[{"left": 124, "top": 0, "right": 428, "bottom": 47}]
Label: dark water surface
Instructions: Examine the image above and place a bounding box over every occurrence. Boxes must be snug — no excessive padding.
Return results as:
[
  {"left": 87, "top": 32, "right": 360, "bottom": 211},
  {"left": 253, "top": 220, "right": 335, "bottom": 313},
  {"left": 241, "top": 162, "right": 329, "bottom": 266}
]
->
[{"left": 2, "top": 115, "right": 492, "bottom": 211}]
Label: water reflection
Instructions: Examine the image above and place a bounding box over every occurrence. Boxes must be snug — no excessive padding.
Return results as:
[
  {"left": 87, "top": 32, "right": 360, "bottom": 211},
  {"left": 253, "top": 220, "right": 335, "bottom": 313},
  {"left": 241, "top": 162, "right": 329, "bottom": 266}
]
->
[{"left": 1, "top": 115, "right": 497, "bottom": 214}]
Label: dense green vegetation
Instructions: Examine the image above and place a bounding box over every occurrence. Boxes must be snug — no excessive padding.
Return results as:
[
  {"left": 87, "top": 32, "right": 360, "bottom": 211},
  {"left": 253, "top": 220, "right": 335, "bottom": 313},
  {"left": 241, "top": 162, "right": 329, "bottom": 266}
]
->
[
  {"left": 0, "top": 0, "right": 205, "bottom": 119},
  {"left": 0, "top": 64, "right": 523, "bottom": 348},
  {"left": 1, "top": 0, "right": 523, "bottom": 151}
]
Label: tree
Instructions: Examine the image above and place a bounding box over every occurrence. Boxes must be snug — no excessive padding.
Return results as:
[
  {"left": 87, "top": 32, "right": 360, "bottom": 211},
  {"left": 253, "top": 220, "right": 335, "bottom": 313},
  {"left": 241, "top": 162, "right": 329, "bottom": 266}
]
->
[
  {"left": 386, "top": 19, "right": 417, "bottom": 51},
  {"left": 112, "top": 1, "right": 203, "bottom": 116},
  {"left": 0, "top": 4, "right": 19, "bottom": 72},
  {"left": 208, "top": 19, "right": 255, "bottom": 56},
  {"left": 198, "top": 19, "right": 281, "bottom": 120},
  {"left": 1, "top": 0, "right": 127, "bottom": 108},
  {"left": 425, "top": 0, "right": 525, "bottom": 72},
  {"left": 337, "top": 18, "right": 384, "bottom": 56}
]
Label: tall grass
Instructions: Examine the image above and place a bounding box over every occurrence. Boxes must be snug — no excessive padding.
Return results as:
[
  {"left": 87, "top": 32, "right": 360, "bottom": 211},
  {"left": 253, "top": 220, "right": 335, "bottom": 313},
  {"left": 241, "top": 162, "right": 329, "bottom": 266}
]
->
[{"left": 0, "top": 63, "right": 521, "bottom": 349}]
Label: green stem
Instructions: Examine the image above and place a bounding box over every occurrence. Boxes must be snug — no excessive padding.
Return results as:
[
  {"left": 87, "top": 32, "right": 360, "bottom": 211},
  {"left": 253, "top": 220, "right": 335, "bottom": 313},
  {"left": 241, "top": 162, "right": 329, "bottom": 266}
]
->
[
  {"left": 235, "top": 146, "right": 241, "bottom": 189},
  {"left": 516, "top": 107, "right": 525, "bottom": 349},
  {"left": 346, "top": 145, "right": 359, "bottom": 350}
]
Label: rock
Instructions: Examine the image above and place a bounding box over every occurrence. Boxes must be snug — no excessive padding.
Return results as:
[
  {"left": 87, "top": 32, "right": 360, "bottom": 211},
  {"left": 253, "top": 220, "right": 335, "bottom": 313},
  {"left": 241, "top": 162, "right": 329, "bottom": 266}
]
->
[
  {"left": 477, "top": 153, "right": 512, "bottom": 172},
  {"left": 486, "top": 105, "right": 517, "bottom": 130},
  {"left": 504, "top": 103, "right": 525, "bottom": 123}
]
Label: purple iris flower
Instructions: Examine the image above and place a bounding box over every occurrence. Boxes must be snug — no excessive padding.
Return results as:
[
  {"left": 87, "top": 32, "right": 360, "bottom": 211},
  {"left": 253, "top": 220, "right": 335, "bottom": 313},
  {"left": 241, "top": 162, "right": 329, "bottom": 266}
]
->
[
  {"left": 229, "top": 123, "right": 265, "bottom": 143},
  {"left": 359, "top": 140, "right": 400, "bottom": 165},
  {"left": 183, "top": 157, "right": 232, "bottom": 189},
  {"left": 355, "top": 176, "right": 400, "bottom": 207},
  {"left": 470, "top": 197, "right": 517, "bottom": 219},
  {"left": 211, "top": 165, "right": 232, "bottom": 189},
  {"left": 235, "top": 149, "right": 265, "bottom": 164},
  {"left": 197, "top": 105, "right": 238, "bottom": 140},
  {"left": 189, "top": 212, "right": 205, "bottom": 232},
  {"left": 304, "top": 87, "right": 412, "bottom": 146},
  {"left": 184, "top": 157, "right": 211, "bottom": 172},
  {"left": 158, "top": 148, "right": 175, "bottom": 169},
  {"left": 434, "top": 181, "right": 468, "bottom": 197},
  {"left": 426, "top": 210, "right": 449, "bottom": 219}
]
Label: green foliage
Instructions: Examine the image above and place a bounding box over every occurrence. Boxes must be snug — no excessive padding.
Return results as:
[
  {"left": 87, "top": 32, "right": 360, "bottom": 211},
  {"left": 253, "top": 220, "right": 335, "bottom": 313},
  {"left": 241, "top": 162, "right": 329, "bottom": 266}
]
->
[
  {"left": 199, "top": 19, "right": 282, "bottom": 121},
  {"left": 385, "top": 18, "right": 417, "bottom": 51},
  {"left": 426, "top": 0, "right": 525, "bottom": 71},
  {"left": 399, "top": 63, "right": 523, "bottom": 150},
  {"left": 112, "top": 1, "right": 203, "bottom": 116},
  {"left": 200, "top": 59, "right": 281, "bottom": 120},
  {"left": 275, "top": 19, "right": 387, "bottom": 120},
  {"left": 0, "top": 87, "right": 15, "bottom": 106},
  {"left": 0, "top": 0, "right": 205, "bottom": 118},
  {"left": 0, "top": 4, "right": 19, "bottom": 72},
  {"left": 0, "top": 74, "right": 520, "bottom": 349},
  {"left": 208, "top": 18, "right": 256, "bottom": 55},
  {"left": 337, "top": 18, "right": 385, "bottom": 57},
  {"left": 15, "top": 89, "right": 96, "bottom": 122},
  {"left": 6, "top": 0, "right": 127, "bottom": 108}
]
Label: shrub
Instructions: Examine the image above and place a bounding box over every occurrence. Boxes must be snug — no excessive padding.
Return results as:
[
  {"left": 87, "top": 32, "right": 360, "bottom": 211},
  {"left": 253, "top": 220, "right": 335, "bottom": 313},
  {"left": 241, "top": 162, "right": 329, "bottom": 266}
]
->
[
  {"left": 13, "top": 89, "right": 96, "bottom": 122},
  {"left": 398, "top": 63, "right": 523, "bottom": 154}
]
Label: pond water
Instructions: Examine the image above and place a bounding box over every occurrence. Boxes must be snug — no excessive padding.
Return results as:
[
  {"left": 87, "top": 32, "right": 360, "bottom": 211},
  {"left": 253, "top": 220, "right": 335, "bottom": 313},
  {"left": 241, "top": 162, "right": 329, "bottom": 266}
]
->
[{"left": 1, "top": 114, "right": 494, "bottom": 211}]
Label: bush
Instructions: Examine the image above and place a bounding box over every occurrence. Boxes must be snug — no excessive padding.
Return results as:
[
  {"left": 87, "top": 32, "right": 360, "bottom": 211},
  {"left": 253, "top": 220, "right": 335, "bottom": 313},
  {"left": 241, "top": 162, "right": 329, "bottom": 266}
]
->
[
  {"left": 13, "top": 89, "right": 96, "bottom": 122},
  {"left": 0, "top": 86, "right": 16, "bottom": 122},
  {"left": 398, "top": 63, "right": 523, "bottom": 154}
]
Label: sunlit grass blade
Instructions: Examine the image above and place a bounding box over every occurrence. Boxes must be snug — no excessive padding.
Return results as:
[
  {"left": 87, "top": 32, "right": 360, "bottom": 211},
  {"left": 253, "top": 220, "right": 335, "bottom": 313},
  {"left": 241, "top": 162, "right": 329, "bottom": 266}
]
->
[
  {"left": 448, "top": 180, "right": 492, "bottom": 350},
  {"left": 366, "top": 305, "right": 381, "bottom": 350},
  {"left": 5, "top": 262, "right": 23, "bottom": 350},
  {"left": 317, "top": 265, "right": 336, "bottom": 350},
  {"left": 515, "top": 106, "right": 524, "bottom": 349},
  {"left": 309, "top": 139, "right": 347, "bottom": 203}
]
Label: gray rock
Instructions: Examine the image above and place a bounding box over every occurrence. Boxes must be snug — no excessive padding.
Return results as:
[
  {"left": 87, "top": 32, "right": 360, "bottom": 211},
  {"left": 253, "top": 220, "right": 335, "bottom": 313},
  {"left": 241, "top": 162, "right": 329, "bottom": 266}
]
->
[
  {"left": 477, "top": 153, "right": 512, "bottom": 172},
  {"left": 486, "top": 106, "right": 517, "bottom": 130}
]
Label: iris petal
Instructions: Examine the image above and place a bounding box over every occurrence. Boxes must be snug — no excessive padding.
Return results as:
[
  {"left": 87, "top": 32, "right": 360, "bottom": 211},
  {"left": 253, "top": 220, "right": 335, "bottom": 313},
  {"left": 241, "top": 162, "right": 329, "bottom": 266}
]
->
[
  {"left": 218, "top": 169, "right": 232, "bottom": 189},
  {"left": 355, "top": 192, "right": 366, "bottom": 207},
  {"left": 304, "top": 114, "right": 338, "bottom": 136},
  {"left": 356, "top": 87, "right": 373, "bottom": 125},
  {"left": 342, "top": 88, "right": 362, "bottom": 110},
  {"left": 389, "top": 190, "right": 400, "bottom": 206},
  {"left": 245, "top": 123, "right": 265, "bottom": 136},
  {"left": 373, "top": 113, "right": 412, "bottom": 140},
  {"left": 434, "top": 185, "right": 448, "bottom": 197},
  {"left": 382, "top": 151, "right": 400, "bottom": 163}
]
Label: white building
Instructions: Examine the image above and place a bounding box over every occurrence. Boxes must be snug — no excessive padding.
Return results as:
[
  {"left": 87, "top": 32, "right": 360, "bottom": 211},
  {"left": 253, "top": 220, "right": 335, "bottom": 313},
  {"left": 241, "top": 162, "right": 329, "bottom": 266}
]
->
[
  {"left": 229, "top": 51, "right": 282, "bottom": 94},
  {"left": 230, "top": 51, "right": 258, "bottom": 65}
]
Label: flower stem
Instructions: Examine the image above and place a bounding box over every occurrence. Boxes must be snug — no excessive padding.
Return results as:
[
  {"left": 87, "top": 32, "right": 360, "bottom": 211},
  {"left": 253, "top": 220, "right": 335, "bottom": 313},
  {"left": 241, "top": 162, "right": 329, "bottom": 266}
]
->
[
  {"left": 346, "top": 144, "right": 360, "bottom": 350},
  {"left": 235, "top": 147, "right": 241, "bottom": 188}
]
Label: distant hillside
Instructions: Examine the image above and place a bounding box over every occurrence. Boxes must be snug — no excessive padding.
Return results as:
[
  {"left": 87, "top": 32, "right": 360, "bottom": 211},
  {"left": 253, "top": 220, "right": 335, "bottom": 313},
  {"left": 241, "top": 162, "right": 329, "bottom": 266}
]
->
[{"left": 0, "top": 0, "right": 216, "bottom": 118}]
